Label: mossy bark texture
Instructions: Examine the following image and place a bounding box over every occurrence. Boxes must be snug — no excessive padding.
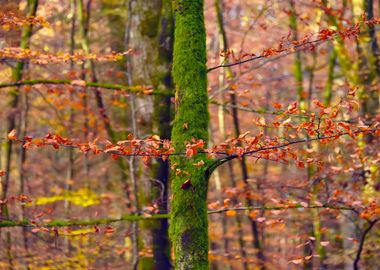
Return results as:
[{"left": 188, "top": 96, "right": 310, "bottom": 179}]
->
[{"left": 170, "top": 0, "right": 210, "bottom": 269}]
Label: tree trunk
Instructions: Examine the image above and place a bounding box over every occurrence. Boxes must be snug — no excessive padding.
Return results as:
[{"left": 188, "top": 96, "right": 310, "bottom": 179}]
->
[
  {"left": 1, "top": 0, "right": 39, "bottom": 217},
  {"left": 289, "top": 0, "right": 305, "bottom": 109},
  {"left": 150, "top": 0, "right": 174, "bottom": 268},
  {"left": 170, "top": 0, "right": 210, "bottom": 269}
]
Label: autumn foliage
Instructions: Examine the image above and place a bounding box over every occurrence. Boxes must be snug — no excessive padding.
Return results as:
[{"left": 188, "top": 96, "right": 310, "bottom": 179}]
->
[{"left": 0, "top": 1, "right": 379, "bottom": 269}]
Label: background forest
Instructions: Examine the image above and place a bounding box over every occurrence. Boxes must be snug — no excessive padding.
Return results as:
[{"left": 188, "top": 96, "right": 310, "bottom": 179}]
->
[{"left": 0, "top": 0, "right": 379, "bottom": 269}]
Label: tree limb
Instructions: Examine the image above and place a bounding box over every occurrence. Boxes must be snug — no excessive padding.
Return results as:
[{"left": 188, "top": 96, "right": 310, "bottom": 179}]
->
[
  {"left": 0, "top": 79, "right": 174, "bottom": 96},
  {"left": 0, "top": 204, "right": 356, "bottom": 228},
  {"left": 353, "top": 218, "right": 379, "bottom": 270}
]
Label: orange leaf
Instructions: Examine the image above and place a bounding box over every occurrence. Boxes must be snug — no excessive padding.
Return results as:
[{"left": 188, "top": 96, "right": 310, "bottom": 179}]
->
[
  {"left": 226, "top": 210, "right": 236, "bottom": 217},
  {"left": 7, "top": 129, "right": 17, "bottom": 140},
  {"left": 186, "top": 148, "right": 194, "bottom": 158},
  {"left": 297, "top": 160, "right": 305, "bottom": 169},
  {"left": 249, "top": 210, "right": 258, "bottom": 219},
  {"left": 104, "top": 226, "right": 115, "bottom": 234},
  {"left": 193, "top": 160, "right": 205, "bottom": 167},
  {"left": 313, "top": 99, "right": 325, "bottom": 109},
  {"left": 272, "top": 102, "right": 282, "bottom": 109},
  {"left": 71, "top": 79, "right": 86, "bottom": 87},
  {"left": 286, "top": 102, "right": 298, "bottom": 114},
  {"left": 290, "top": 258, "right": 303, "bottom": 265}
]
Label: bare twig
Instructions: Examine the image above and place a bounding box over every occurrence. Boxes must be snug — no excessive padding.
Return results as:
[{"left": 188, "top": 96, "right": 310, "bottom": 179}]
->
[{"left": 353, "top": 218, "right": 380, "bottom": 270}]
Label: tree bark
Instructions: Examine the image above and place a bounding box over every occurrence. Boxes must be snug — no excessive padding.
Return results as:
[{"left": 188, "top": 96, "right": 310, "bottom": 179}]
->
[
  {"left": 150, "top": 0, "right": 174, "bottom": 268},
  {"left": 215, "top": 0, "right": 265, "bottom": 267},
  {"left": 170, "top": 0, "right": 210, "bottom": 269},
  {"left": 1, "top": 0, "right": 39, "bottom": 217}
]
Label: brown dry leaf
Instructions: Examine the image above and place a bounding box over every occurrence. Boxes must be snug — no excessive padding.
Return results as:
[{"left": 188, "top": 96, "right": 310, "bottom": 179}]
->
[
  {"left": 71, "top": 79, "right": 86, "bottom": 87},
  {"left": 290, "top": 258, "right": 303, "bottom": 265},
  {"left": 320, "top": 241, "right": 330, "bottom": 247}
]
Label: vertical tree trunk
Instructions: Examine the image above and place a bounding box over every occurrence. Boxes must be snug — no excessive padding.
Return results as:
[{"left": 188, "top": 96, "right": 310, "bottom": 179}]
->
[
  {"left": 170, "top": 0, "right": 210, "bottom": 269},
  {"left": 1, "top": 1, "right": 38, "bottom": 269},
  {"left": 214, "top": 0, "right": 265, "bottom": 267},
  {"left": 214, "top": 1, "right": 249, "bottom": 269},
  {"left": 1, "top": 0, "right": 38, "bottom": 218},
  {"left": 76, "top": 0, "right": 90, "bottom": 179},
  {"left": 123, "top": 1, "right": 174, "bottom": 268},
  {"left": 289, "top": 0, "right": 305, "bottom": 109},
  {"left": 100, "top": 0, "right": 133, "bottom": 209},
  {"left": 150, "top": 0, "right": 174, "bottom": 268},
  {"left": 366, "top": 0, "right": 380, "bottom": 77},
  {"left": 324, "top": 45, "right": 337, "bottom": 106}
]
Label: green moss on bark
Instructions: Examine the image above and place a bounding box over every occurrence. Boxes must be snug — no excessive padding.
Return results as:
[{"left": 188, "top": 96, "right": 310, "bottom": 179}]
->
[{"left": 170, "top": 0, "right": 210, "bottom": 269}]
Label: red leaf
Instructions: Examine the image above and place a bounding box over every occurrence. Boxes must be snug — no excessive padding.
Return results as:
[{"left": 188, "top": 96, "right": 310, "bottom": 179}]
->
[
  {"left": 104, "top": 226, "right": 115, "bottom": 234},
  {"left": 313, "top": 99, "right": 325, "bottom": 109},
  {"left": 286, "top": 102, "right": 298, "bottom": 114}
]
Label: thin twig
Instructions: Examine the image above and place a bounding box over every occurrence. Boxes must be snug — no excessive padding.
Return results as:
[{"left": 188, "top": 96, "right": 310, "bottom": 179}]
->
[{"left": 353, "top": 218, "right": 379, "bottom": 270}]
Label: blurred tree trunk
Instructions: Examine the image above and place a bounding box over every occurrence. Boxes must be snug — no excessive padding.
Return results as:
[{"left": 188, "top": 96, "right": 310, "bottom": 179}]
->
[
  {"left": 365, "top": 0, "right": 380, "bottom": 77},
  {"left": 215, "top": 0, "right": 265, "bottom": 268},
  {"left": 100, "top": 0, "right": 133, "bottom": 210},
  {"left": 1, "top": 0, "right": 38, "bottom": 218},
  {"left": 289, "top": 0, "right": 305, "bottom": 110},
  {"left": 1, "top": 1, "right": 38, "bottom": 269},
  {"left": 170, "top": 0, "right": 210, "bottom": 269},
  {"left": 125, "top": 0, "right": 173, "bottom": 268},
  {"left": 150, "top": 1, "right": 174, "bottom": 268}
]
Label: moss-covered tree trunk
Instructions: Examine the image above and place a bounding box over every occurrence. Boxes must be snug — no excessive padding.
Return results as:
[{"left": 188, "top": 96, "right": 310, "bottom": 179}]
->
[{"left": 170, "top": 0, "right": 210, "bottom": 269}]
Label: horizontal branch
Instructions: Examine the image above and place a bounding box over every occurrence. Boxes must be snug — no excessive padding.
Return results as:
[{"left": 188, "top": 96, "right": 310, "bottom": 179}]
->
[
  {"left": 207, "top": 204, "right": 354, "bottom": 215},
  {"left": 0, "top": 204, "right": 355, "bottom": 228},
  {"left": 6, "top": 128, "right": 379, "bottom": 162},
  {"left": 0, "top": 79, "right": 174, "bottom": 97},
  {"left": 210, "top": 101, "right": 358, "bottom": 123},
  {"left": 0, "top": 213, "right": 170, "bottom": 228},
  {"left": 207, "top": 24, "right": 380, "bottom": 72},
  {"left": 210, "top": 128, "right": 379, "bottom": 170}
]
